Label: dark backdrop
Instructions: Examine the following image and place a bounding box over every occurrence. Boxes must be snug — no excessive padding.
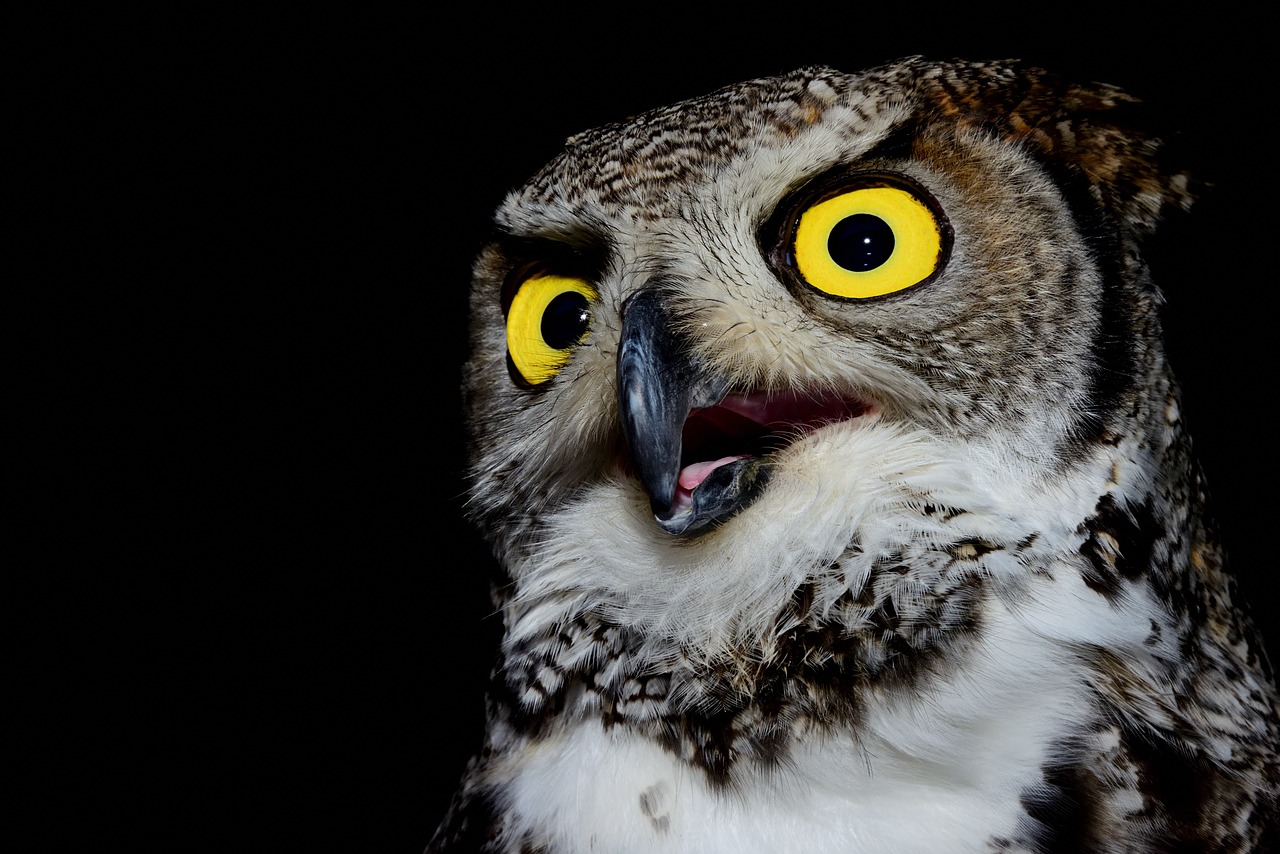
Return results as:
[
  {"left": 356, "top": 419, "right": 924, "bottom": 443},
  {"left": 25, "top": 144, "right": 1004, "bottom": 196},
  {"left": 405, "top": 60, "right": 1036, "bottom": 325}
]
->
[{"left": 161, "top": 17, "right": 1276, "bottom": 853}]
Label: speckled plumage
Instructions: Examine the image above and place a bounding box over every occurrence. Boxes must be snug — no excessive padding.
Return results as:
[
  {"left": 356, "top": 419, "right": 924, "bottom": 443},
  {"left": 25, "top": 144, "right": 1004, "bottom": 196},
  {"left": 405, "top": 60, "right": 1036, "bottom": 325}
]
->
[{"left": 430, "top": 57, "right": 1279, "bottom": 852}]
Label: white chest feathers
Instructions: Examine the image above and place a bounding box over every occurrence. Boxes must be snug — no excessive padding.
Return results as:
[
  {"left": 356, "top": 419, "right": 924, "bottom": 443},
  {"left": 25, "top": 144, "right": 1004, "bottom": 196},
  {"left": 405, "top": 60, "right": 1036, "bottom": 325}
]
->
[{"left": 492, "top": 590, "right": 1126, "bottom": 854}]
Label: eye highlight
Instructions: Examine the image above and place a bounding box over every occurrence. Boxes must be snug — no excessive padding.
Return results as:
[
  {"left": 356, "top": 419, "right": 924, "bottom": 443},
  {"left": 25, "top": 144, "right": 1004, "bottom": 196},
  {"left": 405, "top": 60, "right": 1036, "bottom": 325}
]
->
[
  {"left": 785, "top": 177, "right": 950, "bottom": 299},
  {"left": 506, "top": 272, "right": 597, "bottom": 385}
]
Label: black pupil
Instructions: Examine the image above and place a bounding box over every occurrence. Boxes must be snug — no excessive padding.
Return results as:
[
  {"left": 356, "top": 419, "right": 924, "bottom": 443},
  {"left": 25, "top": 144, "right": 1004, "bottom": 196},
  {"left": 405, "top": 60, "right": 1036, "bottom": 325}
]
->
[
  {"left": 542, "top": 291, "right": 590, "bottom": 349},
  {"left": 828, "top": 214, "right": 894, "bottom": 272}
]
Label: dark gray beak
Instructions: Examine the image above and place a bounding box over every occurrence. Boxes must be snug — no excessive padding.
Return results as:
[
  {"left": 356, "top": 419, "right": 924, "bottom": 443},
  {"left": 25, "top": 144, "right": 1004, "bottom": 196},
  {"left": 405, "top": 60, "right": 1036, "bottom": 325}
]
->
[{"left": 616, "top": 289, "right": 769, "bottom": 536}]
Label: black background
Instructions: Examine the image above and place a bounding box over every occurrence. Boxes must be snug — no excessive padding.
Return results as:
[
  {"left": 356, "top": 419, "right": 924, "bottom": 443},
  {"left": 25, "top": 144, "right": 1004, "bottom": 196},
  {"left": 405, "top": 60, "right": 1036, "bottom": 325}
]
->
[{"left": 112, "top": 14, "right": 1277, "bottom": 853}]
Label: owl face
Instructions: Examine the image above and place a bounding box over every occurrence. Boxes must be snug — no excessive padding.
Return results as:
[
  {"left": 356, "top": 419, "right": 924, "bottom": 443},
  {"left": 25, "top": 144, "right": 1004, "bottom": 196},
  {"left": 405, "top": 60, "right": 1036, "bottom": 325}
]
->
[
  {"left": 460, "top": 58, "right": 1190, "bottom": 652},
  {"left": 434, "top": 58, "right": 1280, "bottom": 853}
]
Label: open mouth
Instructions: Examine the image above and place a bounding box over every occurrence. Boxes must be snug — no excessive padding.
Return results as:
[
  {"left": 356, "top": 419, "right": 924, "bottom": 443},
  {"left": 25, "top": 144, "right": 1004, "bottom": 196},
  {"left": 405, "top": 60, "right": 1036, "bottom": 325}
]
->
[
  {"left": 616, "top": 288, "right": 873, "bottom": 536},
  {"left": 667, "top": 389, "right": 872, "bottom": 519}
]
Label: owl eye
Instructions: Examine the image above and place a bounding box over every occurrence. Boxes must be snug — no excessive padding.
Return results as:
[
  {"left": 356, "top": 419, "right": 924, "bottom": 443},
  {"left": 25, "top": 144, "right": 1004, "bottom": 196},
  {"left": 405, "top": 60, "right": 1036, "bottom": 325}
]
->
[
  {"left": 787, "top": 178, "right": 950, "bottom": 299},
  {"left": 506, "top": 272, "right": 597, "bottom": 385}
]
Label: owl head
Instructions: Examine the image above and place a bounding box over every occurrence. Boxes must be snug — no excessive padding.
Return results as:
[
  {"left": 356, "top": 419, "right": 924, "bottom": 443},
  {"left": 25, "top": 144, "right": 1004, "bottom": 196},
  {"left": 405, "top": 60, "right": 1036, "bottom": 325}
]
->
[{"left": 459, "top": 57, "right": 1200, "bottom": 654}]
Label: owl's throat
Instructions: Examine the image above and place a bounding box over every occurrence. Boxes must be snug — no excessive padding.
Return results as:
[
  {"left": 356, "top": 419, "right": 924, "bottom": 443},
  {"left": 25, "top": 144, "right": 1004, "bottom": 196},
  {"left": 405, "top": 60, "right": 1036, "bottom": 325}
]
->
[
  {"left": 681, "top": 392, "right": 867, "bottom": 480},
  {"left": 669, "top": 392, "right": 870, "bottom": 516}
]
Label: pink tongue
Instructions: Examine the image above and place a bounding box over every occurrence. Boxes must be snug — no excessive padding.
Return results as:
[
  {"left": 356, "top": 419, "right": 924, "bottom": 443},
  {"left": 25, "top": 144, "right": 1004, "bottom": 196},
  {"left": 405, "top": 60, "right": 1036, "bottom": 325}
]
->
[{"left": 678, "top": 455, "right": 749, "bottom": 491}]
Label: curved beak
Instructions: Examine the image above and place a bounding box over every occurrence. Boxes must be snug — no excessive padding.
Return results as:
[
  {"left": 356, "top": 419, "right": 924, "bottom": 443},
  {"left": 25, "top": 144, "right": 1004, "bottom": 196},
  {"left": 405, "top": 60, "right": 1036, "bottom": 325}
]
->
[{"left": 616, "top": 289, "right": 768, "bottom": 536}]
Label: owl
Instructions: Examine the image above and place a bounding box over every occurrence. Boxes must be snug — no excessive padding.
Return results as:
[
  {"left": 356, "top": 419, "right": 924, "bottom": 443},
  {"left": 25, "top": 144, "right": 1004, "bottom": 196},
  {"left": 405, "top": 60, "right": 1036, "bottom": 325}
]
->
[{"left": 428, "top": 57, "right": 1279, "bottom": 852}]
